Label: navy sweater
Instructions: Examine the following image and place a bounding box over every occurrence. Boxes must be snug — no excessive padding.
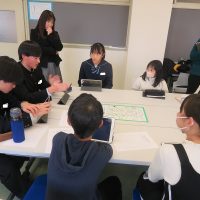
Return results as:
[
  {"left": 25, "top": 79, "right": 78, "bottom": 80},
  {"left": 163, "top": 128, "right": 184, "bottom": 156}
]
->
[
  {"left": 78, "top": 59, "right": 113, "bottom": 89},
  {"left": 46, "top": 132, "right": 112, "bottom": 200}
]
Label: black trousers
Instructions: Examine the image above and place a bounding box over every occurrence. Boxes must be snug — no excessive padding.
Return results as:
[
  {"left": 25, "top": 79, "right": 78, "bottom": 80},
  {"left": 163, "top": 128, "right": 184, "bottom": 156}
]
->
[
  {"left": 186, "top": 74, "right": 200, "bottom": 94},
  {"left": 98, "top": 176, "right": 122, "bottom": 200},
  {"left": 0, "top": 154, "right": 28, "bottom": 198}
]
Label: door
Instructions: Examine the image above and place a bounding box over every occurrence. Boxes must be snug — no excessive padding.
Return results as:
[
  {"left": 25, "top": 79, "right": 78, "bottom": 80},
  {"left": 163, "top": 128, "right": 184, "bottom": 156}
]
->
[{"left": 0, "top": 0, "right": 26, "bottom": 60}]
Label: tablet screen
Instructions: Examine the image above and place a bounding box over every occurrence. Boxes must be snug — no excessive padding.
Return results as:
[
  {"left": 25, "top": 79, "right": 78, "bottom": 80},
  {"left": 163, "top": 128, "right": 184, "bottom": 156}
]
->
[{"left": 92, "top": 118, "right": 114, "bottom": 143}]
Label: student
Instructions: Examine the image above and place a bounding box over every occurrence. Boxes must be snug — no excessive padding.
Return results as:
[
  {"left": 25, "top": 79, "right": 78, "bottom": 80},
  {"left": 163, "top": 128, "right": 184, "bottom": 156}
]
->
[
  {"left": 13, "top": 40, "right": 69, "bottom": 104},
  {"left": 186, "top": 39, "right": 200, "bottom": 94},
  {"left": 78, "top": 43, "right": 113, "bottom": 89},
  {"left": 0, "top": 56, "right": 50, "bottom": 198},
  {"left": 136, "top": 94, "right": 200, "bottom": 200},
  {"left": 132, "top": 60, "right": 168, "bottom": 92},
  {"left": 46, "top": 93, "right": 122, "bottom": 200},
  {"left": 30, "top": 10, "right": 63, "bottom": 81}
]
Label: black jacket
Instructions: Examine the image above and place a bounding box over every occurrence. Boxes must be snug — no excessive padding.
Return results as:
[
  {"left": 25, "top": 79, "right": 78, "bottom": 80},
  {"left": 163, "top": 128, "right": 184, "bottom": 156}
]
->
[
  {"left": 30, "top": 28, "right": 63, "bottom": 68},
  {"left": 78, "top": 58, "right": 113, "bottom": 89},
  {"left": 13, "top": 62, "right": 50, "bottom": 104}
]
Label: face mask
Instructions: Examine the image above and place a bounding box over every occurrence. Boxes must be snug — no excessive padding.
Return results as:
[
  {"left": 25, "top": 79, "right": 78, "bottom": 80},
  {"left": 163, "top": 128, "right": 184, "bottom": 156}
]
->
[
  {"left": 146, "top": 72, "right": 155, "bottom": 78},
  {"left": 176, "top": 116, "right": 193, "bottom": 131}
]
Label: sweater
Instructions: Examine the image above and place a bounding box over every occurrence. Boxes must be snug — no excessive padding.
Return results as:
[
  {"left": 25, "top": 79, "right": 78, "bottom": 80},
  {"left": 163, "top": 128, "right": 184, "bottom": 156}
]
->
[
  {"left": 30, "top": 28, "right": 63, "bottom": 68},
  {"left": 46, "top": 132, "right": 113, "bottom": 200},
  {"left": 132, "top": 77, "right": 169, "bottom": 92},
  {"left": 190, "top": 38, "right": 200, "bottom": 76},
  {"left": 78, "top": 58, "right": 113, "bottom": 89},
  {"left": 13, "top": 62, "right": 50, "bottom": 104}
]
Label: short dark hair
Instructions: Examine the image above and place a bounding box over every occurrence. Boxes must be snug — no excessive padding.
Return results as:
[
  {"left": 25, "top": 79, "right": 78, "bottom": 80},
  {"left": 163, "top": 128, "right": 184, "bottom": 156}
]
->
[
  {"left": 0, "top": 56, "right": 23, "bottom": 84},
  {"left": 68, "top": 93, "right": 103, "bottom": 139},
  {"left": 180, "top": 94, "right": 200, "bottom": 126},
  {"left": 90, "top": 42, "right": 105, "bottom": 60},
  {"left": 18, "top": 40, "right": 41, "bottom": 60},
  {"left": 141, "top": 60, "right": 163, "bottom": 87}
]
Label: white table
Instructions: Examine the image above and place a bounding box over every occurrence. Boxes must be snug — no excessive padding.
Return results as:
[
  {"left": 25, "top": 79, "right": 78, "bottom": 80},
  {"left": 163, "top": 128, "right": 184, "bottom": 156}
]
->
[{"left": 0, "top": 87, "right": 185, "bottom": 166}]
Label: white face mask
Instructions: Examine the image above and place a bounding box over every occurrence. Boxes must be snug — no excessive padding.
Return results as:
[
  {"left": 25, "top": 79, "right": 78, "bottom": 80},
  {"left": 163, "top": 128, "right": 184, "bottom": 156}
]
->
[
  {"left": 146, "top": 72, "right": 155, "bottom": 78},
  {"left": 176, "top": 116, "right": 193, "bottom": 132}
]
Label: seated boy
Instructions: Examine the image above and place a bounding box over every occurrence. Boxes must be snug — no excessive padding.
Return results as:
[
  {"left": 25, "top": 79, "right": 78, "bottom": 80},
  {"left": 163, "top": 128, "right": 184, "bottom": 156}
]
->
[
  {"left": 0, "top": 56, "right": 50, "bottom": 198},
  {"left": 46, "top": 93, "right": 122, "bottom": 200},
  {"left": 13, "top": 40, "right": 70, "bottom": 104}
]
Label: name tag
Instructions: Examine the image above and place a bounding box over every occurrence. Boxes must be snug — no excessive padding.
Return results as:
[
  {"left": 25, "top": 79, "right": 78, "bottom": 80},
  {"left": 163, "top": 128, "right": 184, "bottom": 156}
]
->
[
  {"left": 3, "top": 103, "right": 8, "bottom": 108},
  {"left": 100, "top": 72, "right": 106, "bottom": 76},
  {"left": 38, "top": 79, "right": 42, "bottom": 84}
]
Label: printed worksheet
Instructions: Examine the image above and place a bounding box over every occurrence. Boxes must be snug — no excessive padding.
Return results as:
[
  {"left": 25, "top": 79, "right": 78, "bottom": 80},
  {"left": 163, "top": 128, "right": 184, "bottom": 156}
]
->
[{"left": 103, "top": 104, "right": 148, "bottom": 122}]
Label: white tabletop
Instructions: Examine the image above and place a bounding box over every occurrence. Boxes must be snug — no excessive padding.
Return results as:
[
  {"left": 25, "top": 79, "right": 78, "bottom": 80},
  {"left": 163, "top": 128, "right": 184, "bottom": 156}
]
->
[{"left": 0, "top": 87, "right": 185, "bottom": 166}]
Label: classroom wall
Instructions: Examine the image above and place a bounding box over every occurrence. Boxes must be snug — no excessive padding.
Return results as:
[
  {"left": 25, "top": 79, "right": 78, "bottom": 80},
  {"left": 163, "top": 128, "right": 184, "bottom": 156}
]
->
[
  {"left": 59, "top": 47, "right": 127, "bottom": 89},
  {"left": 124, "top": 0, "right": 173, "bottom": 89}
]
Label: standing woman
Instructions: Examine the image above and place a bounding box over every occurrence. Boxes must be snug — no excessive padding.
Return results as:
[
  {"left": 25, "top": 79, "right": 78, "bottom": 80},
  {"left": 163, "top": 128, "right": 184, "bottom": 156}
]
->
[{"left": 30, "top": 10, "right": 63, "bottom": 81}]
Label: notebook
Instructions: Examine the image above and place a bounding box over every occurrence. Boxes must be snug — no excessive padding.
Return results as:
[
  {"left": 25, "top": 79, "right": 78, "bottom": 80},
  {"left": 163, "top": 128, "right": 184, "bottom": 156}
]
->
[
  {"left": 92, "top": 117, "right": 115, "bottom": 143},
  {"left": 81, "top": 79, "right": 102, "bottom": 91}
]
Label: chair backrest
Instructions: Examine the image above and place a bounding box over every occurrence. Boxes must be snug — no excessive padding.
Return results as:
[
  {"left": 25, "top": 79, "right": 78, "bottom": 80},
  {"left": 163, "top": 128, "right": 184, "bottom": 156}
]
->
[
  {"left": 172, "top": 73, "right": 189, "bottom": 93},
  {"left": 23, "top": 174, "right": 47, "bottom": 200}
]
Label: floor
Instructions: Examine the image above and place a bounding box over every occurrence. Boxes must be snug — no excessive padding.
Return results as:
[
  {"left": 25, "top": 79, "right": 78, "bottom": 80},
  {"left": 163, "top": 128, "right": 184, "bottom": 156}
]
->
[{"left": 0, "top": 158, "right": 147, "bottom": 200}]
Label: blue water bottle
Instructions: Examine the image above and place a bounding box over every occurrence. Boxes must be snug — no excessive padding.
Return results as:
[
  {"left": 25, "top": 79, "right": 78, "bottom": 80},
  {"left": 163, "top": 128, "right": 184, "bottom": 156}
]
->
[{"left": 10, "top": 107, "right": 25, "bottom": 143}]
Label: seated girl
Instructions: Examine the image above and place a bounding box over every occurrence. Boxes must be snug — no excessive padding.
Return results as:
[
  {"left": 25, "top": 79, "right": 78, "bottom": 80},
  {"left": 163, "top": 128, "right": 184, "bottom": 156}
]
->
[
  {"left": 132, "top": 60, "right": 168, "bottom": 92},
  {"left": 78, "top": 43, "right": 113, "bottom": 89},
  {"left": 136, "top": 94, "right": 200, "bottom": 200}
]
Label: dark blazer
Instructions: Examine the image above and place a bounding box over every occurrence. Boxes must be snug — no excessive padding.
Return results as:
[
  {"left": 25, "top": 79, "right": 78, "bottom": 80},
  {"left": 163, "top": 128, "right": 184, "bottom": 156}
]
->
[
  {"left": 13, "top": 62, "right": 50, "bottom": 104},
  {"left": 78, "top": 58, "right": 113, "bottom": 89},
  {"left": 30, "top": 28, "right": 63, "bottom": 68}
]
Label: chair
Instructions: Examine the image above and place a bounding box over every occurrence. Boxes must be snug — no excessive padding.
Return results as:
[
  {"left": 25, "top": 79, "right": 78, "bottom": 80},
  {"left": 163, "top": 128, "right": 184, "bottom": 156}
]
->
[
  {"left": 23, "top": 174, "right": 47, "bottom": 200},
  {"left": 133, "top": 188, "right": 142, "bottom": 200},
  {"left": 172, "top": 73, "right": 189, "bottom": 93}
]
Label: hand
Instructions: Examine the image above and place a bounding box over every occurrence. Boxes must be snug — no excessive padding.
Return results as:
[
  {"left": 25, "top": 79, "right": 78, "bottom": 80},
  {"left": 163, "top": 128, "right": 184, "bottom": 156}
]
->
[
  {"left": 48, "top": 75, "right": 61, "bottom": 85},
  {"left": 46, "top": 27, "right": 53, "bottom": 35},
  {"left": 48, "top": 82, "right": 70, "bottom": 94},
  {"left": 21, "top": 101, "right": 40, "bottom": 116},
  {"left": 35, "top": 102, "right": 51, "bottom": 117}
]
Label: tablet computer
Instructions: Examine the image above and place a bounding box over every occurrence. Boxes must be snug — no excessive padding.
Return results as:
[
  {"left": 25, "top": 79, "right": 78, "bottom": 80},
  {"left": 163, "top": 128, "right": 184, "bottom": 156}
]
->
[
  {"left": 92, "top": 117, "right": 115, "bottom": 143},
  {"left": 81, "top": 79, "right": 102, "bottom": 91}
]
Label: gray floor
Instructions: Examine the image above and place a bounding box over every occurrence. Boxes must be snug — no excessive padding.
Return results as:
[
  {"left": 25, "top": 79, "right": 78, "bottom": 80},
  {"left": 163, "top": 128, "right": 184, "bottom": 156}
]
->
[{"left": 0, "top": 158, "right": 147, "bottom": 200}]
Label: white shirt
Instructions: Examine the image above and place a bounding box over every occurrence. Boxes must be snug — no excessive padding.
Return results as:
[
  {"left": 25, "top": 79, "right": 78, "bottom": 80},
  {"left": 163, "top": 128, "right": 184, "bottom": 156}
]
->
[
  {"left": 148, "top": 141, "right": 200, "bottom": 185},
  {"left": 132, "top": 77, "right": 169, "bottom": 92}
]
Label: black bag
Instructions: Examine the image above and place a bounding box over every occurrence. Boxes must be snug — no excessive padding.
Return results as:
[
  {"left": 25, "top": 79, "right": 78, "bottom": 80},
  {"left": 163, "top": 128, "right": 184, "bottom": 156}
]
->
[{"left": 136, "top": 172, "right": 164, "bottom": 200}]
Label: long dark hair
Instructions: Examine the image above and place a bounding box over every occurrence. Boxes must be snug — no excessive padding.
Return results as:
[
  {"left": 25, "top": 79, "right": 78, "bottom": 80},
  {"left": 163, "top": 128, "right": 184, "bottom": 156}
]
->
[
  {"left": 141, "top": 60, "right": 163, "bottom": 87},
  {"left": 35, "top": 10, "right": 55, "bottom": 39}
]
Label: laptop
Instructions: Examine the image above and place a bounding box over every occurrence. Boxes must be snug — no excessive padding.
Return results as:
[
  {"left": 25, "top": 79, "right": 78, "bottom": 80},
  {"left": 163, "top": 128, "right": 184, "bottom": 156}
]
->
[
  {"left": 81, "top": 79, "right": 102, "bottom": 91},
  {"left": 92, "top": 117, "right": 115, "bottom": 144}
]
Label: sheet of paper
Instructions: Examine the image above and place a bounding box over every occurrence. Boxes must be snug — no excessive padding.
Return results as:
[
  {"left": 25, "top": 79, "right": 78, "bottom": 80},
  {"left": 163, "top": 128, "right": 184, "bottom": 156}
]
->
[
  {"left": 0, "top": 125, "right": 48, "bottom": 148},
  {"left": 112, "top": 132, "right": 158, "bottom": 152},
  {"left": 45, "top": 126, "right": 74, "bottom": 154},
  {"left": 103, "top": 104, "right": 147, "bottom": 122}
]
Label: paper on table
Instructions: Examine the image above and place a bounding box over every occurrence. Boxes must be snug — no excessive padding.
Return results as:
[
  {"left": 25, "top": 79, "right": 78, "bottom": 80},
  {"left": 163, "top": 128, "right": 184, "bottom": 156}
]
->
[
  {"left": 112, "top": 132, "right": 158, "bottom": 152},
  {"left": 59, "top": 111, "right": 68, "bottom": 127},
  {"left": 0, "top": 125, "right": 48, "bottom": 148},
  {"left": 45, "top": 126, "right": 74, "bottom": 154}
]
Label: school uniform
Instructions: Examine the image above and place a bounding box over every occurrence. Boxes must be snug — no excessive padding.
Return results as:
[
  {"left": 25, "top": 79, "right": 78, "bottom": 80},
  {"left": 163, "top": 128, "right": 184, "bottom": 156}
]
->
[
  {"left": 78, "top": 58, "right": 113, "bottom": 89},
  {"left": 46, "top": 132, "right": 122, "bottom": 200},
  {"left": 30, "top": 28, "right": 63, "bottom": 80},
  {"left": 147, "top": 142, "right": 200, "bottom": 199},
  {"left": 0, "top": 91, "right": 29, "bottom": 198},
  {"left": 13, "top": 62, "right": 50, "bottom": 104},
  {"left": 132, "top": 77, "right": 169, "bottom": 92}
]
